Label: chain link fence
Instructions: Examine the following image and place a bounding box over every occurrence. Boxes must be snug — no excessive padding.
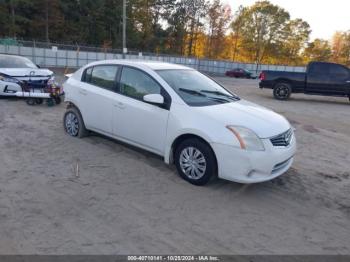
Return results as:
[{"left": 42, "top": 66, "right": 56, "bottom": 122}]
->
[{"left": 0, "top": 39, "right": 306, "bottom": 74}]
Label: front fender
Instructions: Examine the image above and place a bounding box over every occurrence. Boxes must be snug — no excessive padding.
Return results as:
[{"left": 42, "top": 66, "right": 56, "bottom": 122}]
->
[{"left": 164, "top": 128, "right": 214, "bottom": 164}]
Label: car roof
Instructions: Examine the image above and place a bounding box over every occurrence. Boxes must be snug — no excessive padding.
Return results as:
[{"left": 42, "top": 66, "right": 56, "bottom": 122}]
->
[
  {"left": 88, "top": 59, "right": 193, "bottom": 71},
  {"left": 0, "top": 53, "right": 31, "bottom": 60}
]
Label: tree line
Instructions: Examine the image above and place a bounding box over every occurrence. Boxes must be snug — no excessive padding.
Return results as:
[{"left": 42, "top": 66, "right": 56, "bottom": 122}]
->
[{"left": 0, "top": 0, "right": 349, "bottom": 66}]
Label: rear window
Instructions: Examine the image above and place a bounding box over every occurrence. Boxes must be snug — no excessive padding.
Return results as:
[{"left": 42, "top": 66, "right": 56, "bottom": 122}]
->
[
  {"left": 308, "top": 63, "right": 329, "bottom": 75},
  {"left": 83, "top": 67, "right": 93, "bottom": 82},
  {"left": 82, "top": 65, "right": 119, "bottom": 91}
]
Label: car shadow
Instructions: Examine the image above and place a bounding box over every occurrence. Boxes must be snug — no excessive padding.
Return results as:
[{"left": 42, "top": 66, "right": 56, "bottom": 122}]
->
[
  {"left": 80, "top": 131, "right": 300, "bottom": 193},
  {"left": 86, "top": 131, "right": 170, "bottom": 168},
  {"left": 0, "top": 96, "right": 20, "bottom": 101},
  {"left": 264, "top": 95, "right": 350, "bottom": 106}
]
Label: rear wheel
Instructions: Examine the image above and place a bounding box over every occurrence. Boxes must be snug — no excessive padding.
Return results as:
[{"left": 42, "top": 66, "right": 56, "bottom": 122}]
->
[
  {"left": 174, "top": 138, "right": 217, "bottom": 186},
  {"left": 63, "top": 107, "right": 88, "bottom": 138},
  {"left": 273, "top": 82, "right": 292, "bottom": 100},
  {"left": 26, "top": 98, "right": 35, "bottom": 106},
  {"left": 35, "top": 98, "right": 43, "bottom": 105}
]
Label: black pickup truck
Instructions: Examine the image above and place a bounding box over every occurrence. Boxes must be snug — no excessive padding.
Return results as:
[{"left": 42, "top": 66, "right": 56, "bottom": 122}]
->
[{"left": 259, "top": 61, "right": 350, "bottom": 101}]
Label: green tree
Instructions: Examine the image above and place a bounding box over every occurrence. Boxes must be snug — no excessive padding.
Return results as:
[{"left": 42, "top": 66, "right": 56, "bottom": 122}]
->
[
  {"left": 233, "top": 1, "right": 290, "bottom": 66},
  {"left": 303, "top": 39, "right": 332, "bottom": 62},
  {"left": 166, "top": 0, "right": 188, "bottom": 54},
  {"left": 230, "top": 5, "right": 245, "bottom": 61},
  {"left": 206, "top": 0, "right": 231, "bottom": 58},
  {"left": 185, "top": 0, "right": 208, "bottom": 56},
  {"left": 332, "top": 31, "right": 350, "bottom": 66},
  {"left": 280, "top": 19, "right": 310, "bottom": 65}
]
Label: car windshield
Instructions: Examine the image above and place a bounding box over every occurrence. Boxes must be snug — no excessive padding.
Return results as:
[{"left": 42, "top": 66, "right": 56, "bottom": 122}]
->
[
  {"left": 0, "top": 55, "right": 38, "bottom": 69},
  {"left": 238, "top": 68, "right": 250, "bottom": 74},
  {"left": 157, "top": 69, "right": 240, "bottom": 106}
]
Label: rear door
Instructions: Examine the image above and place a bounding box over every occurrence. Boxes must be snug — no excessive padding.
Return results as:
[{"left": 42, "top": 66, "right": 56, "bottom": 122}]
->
[
  {"left": 78, "top": 65, "right": 120, "bottom": 134},
  {"left": 306, "top": 63, "right": 331, "bottom": 94},
  {"left": 329, "top": 64, "right": 350, "bottom": 95}
]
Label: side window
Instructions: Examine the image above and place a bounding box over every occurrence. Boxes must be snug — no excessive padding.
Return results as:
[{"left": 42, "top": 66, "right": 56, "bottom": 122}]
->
[
  {"left": 120, "top": 67, "right": 161, "bottom": 100},
  {"left": 82, "top": 67, "right": 93, "bottom": 83},
  {"left": 330, "top": 65, "right": 349, "bottom": 79},
  {"left": 89, "top": 65, "right": 119, "bottom": 91},
  {"left": 309, "top": 63, "right": 330, "bottom": 75}
]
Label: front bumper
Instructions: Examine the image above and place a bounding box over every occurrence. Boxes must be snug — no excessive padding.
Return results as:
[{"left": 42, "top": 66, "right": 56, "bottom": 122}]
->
[{"left": 211, "top": 134, "right": 296, "bottom": 183}]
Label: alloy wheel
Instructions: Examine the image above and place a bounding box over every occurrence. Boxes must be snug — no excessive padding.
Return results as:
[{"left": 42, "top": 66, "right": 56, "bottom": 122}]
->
[
  {"left": 276, "top": 84, "right": 290, "bottom": 99},
  {"left": 179, "top": 146, "right": 207, "bottom": 180},
  {"left": 65, "top": 112, "right": 79, "bottom": 136}
]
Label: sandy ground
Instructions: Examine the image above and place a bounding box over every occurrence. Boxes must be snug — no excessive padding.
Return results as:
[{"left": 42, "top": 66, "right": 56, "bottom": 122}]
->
[{"left": 0, "top": 76, "right": 349, "bottom": 255}]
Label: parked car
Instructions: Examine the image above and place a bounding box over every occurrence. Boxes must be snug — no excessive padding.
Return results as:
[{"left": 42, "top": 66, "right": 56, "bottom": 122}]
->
[
  {"left": 226, "top": 68, "right": 256, "bottom": 79},
  {"left": 63, "top": 60, "right": 296, "bottom": 185},
  {"left": 0, "top": 54, "right": 63, "bottom": 105},
  {"left": 259, "top": 61, "right": 350, "bottom": 100},
  {"left": 0, "top": 54, "right": 53, "bottom": 96}
]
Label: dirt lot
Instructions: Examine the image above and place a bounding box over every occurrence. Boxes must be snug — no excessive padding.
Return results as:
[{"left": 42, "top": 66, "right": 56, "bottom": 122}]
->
[{"left": 0, "top": 76, "right": 349, "bottom": 254}]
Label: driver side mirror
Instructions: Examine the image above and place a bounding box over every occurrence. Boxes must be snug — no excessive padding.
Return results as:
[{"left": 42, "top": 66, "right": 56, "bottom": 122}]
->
[{"left": 143, "top": 94, "right": 164, "bottom": 105}]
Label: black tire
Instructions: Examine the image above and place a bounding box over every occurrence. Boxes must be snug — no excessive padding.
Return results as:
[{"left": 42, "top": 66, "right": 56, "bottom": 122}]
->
[
  {"left": 26, "top": 98, "right": 36, "bottom": 106},
  {"left": 174, "top": 138, "right": 217, "bottom": 186},
  {"left": 35, "top": 98, "right": 43, "bottom": 105},
  {"left": 273, "top": 82, "right": 292, "bottom": 100},
  {"left": 54, "top": 96, "right": 62, "bottom": 105},
  {"left": 63, "top": 107, "right": 89, "bottom": 138},
  {"left": 47, "top": 98, "right": 55, "bottom": 107}
]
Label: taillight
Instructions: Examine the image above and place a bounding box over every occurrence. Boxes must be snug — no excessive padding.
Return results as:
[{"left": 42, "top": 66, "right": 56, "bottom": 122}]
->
[{"left": 259, "top": 72, "right": 265, "bottom": 81}]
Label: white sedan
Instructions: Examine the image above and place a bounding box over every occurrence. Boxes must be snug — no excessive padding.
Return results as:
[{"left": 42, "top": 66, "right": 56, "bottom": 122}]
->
[
  {"left": 63, "top": 60, "right": 296, "bottom": 185},
  {"left": 0, "top": 54, "right": 53, "bottom": 96}
]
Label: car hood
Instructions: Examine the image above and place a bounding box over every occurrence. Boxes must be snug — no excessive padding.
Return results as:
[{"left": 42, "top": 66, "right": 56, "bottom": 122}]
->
[
  {"left": 0, "top": 68, "right": 53, "bottom": 78},
  {"left": 196, "top": 100, "right": 291, "bottom": 138}
]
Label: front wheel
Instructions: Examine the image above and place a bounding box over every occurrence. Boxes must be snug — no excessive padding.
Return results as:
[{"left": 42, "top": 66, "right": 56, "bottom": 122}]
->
[
  {"left": 273, "top": 82, "right": 292, "bottom": 100},
  {"left": 63, "top": 107, "right": 88, "bottom": 138},
  {"left": 174, "top": 138, "right": 217, "bottom": 186}
]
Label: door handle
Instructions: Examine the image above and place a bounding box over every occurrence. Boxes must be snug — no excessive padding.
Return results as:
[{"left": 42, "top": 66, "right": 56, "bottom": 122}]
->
[
  {"left": 346, "top": 80, "right": 350, "bottom": 83},
  {"left": 79, "top": 89, "right": 88, "bottom": 96},
  {"left": 114, "top": 101, "right": 126, "bottom": 109}
]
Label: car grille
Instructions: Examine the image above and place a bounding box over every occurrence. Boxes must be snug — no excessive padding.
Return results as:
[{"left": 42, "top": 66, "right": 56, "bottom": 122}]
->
[{"left": 270, "top": 129, "right": 293, "bottom": 147}]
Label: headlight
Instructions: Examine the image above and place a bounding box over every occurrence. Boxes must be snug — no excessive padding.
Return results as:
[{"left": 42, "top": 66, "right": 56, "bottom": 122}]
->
[
  {"left": 226, "top": 125, "right": 265, "bottom": 151},
  {"left": 0, "top": 75, "right": 19, "bottom": 83}
]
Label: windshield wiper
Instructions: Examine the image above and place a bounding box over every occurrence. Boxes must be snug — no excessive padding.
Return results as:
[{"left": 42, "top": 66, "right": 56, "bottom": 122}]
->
[
  {"left": 200, "top": 90, "right": 240, "bottom": 100},
  {"left": 207, "top": 97, "right": 232, "bottom": 103},
  {"left": 179, "top": 88, "right": 206, "bottom": 97}
]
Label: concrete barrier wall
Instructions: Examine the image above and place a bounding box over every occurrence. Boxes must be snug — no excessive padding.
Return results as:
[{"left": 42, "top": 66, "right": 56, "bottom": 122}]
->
[{"left": 0, "top": 44, "right": 306, "bottom": 74}]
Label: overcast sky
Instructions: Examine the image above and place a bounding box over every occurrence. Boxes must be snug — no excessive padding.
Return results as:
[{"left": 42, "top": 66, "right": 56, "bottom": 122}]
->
[{"left": 225, "top": 0, "right": 350, "bottom": 40}]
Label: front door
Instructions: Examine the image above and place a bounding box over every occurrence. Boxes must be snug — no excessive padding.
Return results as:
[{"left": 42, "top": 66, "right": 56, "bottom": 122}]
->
[
  {"left": 112, "top": 66, "right": 170, "bottom": 155},
  {"left": 329, "top": 64, "right": 350, "bottom": 95},
  {"left": 306, "top": 63, "right": 331, "bottom": 94}
]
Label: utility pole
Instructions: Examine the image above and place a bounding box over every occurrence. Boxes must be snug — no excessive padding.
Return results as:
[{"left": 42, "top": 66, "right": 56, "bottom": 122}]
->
[
  {"left": 45, "top": 0, "right": 49, "bottom": 43},
  {"left": 122, "top": 0, "right": 127, "bottom": 59},
  {"left": 10, "top": 0, "right": 16, "bottom": 38}
]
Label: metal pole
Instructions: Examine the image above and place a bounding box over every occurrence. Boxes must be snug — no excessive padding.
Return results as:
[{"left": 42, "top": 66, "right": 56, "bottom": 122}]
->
[
  {"left": 122, "top": 0, "right": 127, "bottom": 59},
  {"left": 45, "top": 0, "right": 49, "bottom": 43}
]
